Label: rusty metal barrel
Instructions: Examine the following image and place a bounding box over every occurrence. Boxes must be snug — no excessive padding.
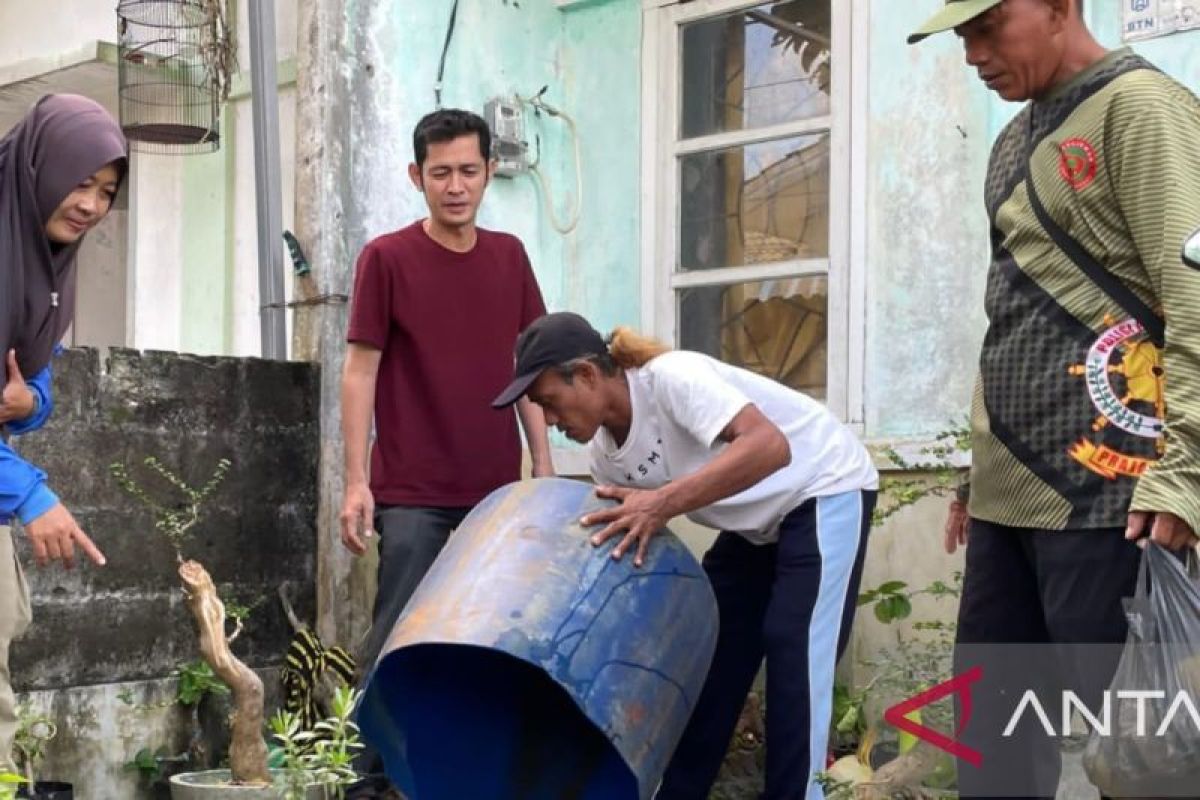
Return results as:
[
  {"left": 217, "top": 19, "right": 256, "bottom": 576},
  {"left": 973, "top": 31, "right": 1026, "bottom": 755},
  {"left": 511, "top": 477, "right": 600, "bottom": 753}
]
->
[{"left": 357, "top": 478, "right": 718, "bottom": 800}]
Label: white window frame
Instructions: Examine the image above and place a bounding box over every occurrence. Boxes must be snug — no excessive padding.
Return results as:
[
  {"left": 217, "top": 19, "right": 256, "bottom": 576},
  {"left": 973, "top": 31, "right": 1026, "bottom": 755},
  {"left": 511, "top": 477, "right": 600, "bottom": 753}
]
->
[{"left": 640, "top": 0, "right": 868, "bottom": 426}]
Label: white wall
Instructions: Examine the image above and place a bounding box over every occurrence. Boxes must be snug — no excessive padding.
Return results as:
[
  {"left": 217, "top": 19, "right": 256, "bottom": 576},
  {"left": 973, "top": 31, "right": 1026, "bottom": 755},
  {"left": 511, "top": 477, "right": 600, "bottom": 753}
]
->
[
  {"left": 129, "top": 154, "right": 186, "bottom": 351},
  {"left": 0, "top": 2, "right": 114, "bottom": 67}
]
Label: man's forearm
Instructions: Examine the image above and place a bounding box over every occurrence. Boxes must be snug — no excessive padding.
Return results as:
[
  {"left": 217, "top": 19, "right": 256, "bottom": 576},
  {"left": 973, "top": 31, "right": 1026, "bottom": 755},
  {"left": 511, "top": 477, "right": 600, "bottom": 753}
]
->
[
  {"left": 516, "top": 397, "right": 553, "bottom": 468},
  {"left": 341, "top": 373, "right": 376, "bottom": 484}
]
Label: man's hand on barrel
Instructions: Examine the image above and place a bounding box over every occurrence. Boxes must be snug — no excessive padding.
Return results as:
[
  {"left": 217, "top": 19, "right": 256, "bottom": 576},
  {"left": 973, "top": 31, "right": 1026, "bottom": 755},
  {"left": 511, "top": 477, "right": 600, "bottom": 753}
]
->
[{"left": 582, "top": 486, "right": 671, "bottom": 569}]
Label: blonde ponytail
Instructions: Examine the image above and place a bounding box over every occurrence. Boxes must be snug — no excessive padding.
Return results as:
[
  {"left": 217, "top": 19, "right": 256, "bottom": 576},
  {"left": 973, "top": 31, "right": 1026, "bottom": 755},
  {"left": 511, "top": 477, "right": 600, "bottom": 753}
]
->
[{"left": 607, "top": 326, "right": 671, "bottom": 369}]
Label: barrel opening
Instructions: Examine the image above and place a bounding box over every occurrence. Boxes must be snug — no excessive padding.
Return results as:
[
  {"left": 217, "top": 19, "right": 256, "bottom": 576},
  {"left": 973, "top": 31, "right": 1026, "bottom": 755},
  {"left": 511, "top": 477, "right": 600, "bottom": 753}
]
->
[{"left": 359, "top": 643, "right": 641, "bottom": 800}]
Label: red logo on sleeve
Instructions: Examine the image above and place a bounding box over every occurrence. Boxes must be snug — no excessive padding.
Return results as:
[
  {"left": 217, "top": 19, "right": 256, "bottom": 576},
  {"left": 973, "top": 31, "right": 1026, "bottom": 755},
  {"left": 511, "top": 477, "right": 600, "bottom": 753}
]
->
[{"left": 1059, "top": 138, "right": 1098, "bottom": 190}]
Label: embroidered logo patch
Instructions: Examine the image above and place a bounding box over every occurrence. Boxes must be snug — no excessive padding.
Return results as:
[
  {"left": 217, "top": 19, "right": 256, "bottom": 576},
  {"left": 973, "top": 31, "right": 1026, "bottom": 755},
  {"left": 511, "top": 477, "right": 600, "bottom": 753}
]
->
[
  {"left": 1066, "top": 316, "right": 1164, "bottom": 479},
  {"left": 1059, "top": 138, "right": 1098, "bottom": 190}
]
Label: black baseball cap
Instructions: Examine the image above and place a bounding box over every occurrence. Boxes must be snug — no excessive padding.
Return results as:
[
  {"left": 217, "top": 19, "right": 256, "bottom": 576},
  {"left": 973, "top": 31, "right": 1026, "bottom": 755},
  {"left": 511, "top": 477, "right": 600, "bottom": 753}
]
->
[{"left": 491, "top": 312, "right": 608, "bottom": 408}]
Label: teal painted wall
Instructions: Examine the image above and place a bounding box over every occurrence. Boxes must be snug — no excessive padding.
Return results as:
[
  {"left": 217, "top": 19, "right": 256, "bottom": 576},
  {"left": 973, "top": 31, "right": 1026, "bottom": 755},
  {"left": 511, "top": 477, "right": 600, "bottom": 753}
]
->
[
  {"left": 559, "top": 0, "right": 642, "bottom": 334},
  {"left": 341, "top": 0, "right": 640, "bottom": 335},
  {"left": 864, "top": 0, "right": 992, "bottom": 439},
  {"left": 334, "top": 0, "right": 641, "bottom": 453}
]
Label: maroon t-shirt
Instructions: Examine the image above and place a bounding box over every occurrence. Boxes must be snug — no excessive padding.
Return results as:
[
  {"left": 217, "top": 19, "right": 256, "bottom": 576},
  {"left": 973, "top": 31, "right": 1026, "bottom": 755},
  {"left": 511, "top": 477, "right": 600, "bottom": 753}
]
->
[{"left": 347, "top": 221, "right": 546, "bottom": 507}]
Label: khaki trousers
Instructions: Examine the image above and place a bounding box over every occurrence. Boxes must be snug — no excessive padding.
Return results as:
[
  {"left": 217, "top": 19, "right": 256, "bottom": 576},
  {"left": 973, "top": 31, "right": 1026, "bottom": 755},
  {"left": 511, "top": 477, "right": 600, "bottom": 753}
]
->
[{"left": 0, "top": 526, "right": 31, "bottom": 770}]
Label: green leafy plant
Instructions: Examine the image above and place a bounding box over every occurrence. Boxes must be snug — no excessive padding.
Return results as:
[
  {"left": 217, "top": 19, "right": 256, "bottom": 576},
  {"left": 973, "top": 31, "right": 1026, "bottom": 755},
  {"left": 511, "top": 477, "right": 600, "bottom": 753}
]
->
[
  {"left": 270, "top": 686, "right": 365, "bottom": 800},
  {"left": 123, "top": 747, "right": 168, "bottom": 783},
  {"left": 831, "top": 681, "right": 870, "bottom": 745},
  {"left": 109, "top": 457, "right": 231, "bottom": 560},
  {"left": 111, "top": 454, "right": 273, "bottom": 785},
  {"left": 872, "top": 424, "right": 969, "bottom": 526},
  {"left": 174, "top": 659, "right": 230, "bottom": 707},
  {"left": 858, "top": 577, "right": 961, "bottom": 626},
  {"left": 818, "top": 418, "right": 969, "bottom": 796},
  {"left": 860, "top": 574, "right": 963, "bottom": 733},
  {"left": 0, "top": 771, "right": 27, "bottom": 800},
  {"left": 12, "top": 707, "right": 56, "bottom": 789}
]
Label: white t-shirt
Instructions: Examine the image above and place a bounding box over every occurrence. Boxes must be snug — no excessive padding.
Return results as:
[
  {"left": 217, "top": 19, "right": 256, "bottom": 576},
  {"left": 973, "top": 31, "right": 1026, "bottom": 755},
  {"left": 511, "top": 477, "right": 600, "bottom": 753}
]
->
[{"left": 588, "top": 351, "right": 878, "bottom": 544}]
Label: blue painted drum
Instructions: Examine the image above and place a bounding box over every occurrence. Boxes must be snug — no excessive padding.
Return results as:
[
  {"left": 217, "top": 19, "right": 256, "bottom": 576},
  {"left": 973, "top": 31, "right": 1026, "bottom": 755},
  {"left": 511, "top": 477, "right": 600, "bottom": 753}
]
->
[{"left": 357, "top": 477, "right": 719, "bottom": 800}]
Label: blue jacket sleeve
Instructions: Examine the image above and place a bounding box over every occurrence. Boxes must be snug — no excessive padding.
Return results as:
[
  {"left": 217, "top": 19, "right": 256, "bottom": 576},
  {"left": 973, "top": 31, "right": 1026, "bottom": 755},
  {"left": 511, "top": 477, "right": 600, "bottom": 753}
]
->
[
  {"left": 0, "top": 438, "right": 59, "bottom": 524},
  {"left": 5, "top": 363, "right": 53, "bottom": 436}
]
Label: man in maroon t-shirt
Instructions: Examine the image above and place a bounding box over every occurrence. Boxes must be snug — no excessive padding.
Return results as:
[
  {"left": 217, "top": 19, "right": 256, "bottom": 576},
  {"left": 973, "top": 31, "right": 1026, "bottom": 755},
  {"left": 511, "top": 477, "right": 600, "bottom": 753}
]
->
[{"left": 340, "top": 109, "right": 553, "bottom": 693}]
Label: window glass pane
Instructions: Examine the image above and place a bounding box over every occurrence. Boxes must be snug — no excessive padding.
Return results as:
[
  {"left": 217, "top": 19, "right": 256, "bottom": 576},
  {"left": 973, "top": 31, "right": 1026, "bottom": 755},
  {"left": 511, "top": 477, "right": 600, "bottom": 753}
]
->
[
  {"left": 678, "top": 276, "right": 827, "bottom": 400},
  {"left": 680, "top": 0, "right": 831, "bottom": 139},
  {"left": 679, "top": 133, "right": 829, "bottom": 272}
]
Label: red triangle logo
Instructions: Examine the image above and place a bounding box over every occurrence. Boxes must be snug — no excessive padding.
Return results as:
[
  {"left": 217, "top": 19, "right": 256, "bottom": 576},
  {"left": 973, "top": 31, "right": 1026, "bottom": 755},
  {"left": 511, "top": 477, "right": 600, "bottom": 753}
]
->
[{"left": 882, "top": 665, "right": 983, "bottom": 767}]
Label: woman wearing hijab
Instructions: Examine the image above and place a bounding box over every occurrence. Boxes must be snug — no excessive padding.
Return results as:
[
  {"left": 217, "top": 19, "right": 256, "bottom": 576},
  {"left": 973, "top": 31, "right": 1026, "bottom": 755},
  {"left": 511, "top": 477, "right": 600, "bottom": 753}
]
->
[{"left": 0, "top": 94, "right": 127, "bottom": 769}]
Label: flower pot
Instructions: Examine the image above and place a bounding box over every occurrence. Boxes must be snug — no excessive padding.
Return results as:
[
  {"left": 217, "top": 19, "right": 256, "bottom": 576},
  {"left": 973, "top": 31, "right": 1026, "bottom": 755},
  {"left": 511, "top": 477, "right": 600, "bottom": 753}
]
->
[
  {"left": 168, "top": 770, "right": 328, "bottom": 800},
  {"left": 16, "top": 782, "right": 73, "bottom": 800}
]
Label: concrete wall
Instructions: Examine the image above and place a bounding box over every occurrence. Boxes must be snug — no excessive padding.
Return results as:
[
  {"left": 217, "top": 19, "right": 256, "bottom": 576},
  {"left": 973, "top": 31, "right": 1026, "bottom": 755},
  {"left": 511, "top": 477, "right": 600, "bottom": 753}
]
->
[
  {"left": 556, "top": 1, "right": 643, "bottom": 330},
  {"left": 8, "top": 348, "right": 320, "bottom": 799}
]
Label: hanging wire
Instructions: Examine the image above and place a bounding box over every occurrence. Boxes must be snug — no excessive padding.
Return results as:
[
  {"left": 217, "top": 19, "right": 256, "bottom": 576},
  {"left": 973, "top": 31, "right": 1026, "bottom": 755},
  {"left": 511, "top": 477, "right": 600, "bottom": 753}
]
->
[
  {"left": 519, "top": 90, "right": 583, "bottom": 235},
  {"left": 434, "top": 0, "right": 460, "bottom": 109}
]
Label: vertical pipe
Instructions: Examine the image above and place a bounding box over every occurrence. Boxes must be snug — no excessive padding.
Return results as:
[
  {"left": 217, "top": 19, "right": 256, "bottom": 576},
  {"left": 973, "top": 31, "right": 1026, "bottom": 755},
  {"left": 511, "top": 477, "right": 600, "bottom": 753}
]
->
[{"left": 248, "top": 0, "right": 288, "bottom": 359}]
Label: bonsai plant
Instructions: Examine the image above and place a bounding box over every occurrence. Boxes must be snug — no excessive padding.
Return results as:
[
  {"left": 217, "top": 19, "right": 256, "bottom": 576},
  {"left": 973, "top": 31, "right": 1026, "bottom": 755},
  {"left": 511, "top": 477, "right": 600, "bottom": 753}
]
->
[
  {"left": 112, "top": 456, "right": 360, "bottom": 799},
  {"left": 111, "top": 456, "right": 275, "bottom": 797}
]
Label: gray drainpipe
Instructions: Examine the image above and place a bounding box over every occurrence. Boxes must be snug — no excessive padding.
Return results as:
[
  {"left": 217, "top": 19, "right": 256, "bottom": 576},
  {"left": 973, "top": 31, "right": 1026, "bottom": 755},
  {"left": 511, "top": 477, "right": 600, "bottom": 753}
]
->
[{"left": 248, "top": 0, "right": 288, "bottom": 360}]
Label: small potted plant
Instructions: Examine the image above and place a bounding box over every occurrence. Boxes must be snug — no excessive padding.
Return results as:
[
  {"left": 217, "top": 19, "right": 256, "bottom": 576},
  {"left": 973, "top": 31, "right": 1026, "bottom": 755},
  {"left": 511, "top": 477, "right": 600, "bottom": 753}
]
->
[
  {"left": 12, "top": 707, "right": 70, "bottom": 799},
  {"left": 269, "top": 686, "right": 364, "bottom": 800}
]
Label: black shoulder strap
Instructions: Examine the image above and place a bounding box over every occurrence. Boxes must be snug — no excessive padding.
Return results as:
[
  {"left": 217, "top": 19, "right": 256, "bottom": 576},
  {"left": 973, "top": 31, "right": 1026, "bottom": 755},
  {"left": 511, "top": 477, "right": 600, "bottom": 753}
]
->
[{"left": 1025, "top": 175, "right": 1166, "bottom": 348}]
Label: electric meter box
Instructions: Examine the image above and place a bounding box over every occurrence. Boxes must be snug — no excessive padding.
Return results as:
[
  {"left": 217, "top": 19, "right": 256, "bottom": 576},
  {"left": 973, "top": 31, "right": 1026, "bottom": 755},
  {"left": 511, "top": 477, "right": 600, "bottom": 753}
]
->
[{"left": 484, "top": 97, "right": 529, "bottom": 177}]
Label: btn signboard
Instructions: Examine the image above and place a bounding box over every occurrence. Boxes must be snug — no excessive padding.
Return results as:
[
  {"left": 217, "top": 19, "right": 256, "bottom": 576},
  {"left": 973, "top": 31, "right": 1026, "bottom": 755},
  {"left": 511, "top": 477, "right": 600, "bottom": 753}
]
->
[{"left": 1123, "top": 0, "right": 1200, "bottom": 42}]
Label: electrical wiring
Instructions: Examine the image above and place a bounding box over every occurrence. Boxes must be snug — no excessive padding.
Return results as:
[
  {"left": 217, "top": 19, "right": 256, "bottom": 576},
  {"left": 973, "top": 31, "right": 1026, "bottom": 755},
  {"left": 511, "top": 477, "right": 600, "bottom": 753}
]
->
[
  {"left": 434, "top": 0, "right": 460, "bottom": 108},
  {"left": 520, "top": 92, "right": 582, "bottom": 235}
]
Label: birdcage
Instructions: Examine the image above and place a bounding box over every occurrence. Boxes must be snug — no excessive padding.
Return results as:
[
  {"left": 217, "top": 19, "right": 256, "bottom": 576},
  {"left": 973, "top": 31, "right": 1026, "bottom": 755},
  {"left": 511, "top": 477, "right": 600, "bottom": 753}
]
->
[{"left": 117, "top": 0, "right": 233, "bottom": 154}]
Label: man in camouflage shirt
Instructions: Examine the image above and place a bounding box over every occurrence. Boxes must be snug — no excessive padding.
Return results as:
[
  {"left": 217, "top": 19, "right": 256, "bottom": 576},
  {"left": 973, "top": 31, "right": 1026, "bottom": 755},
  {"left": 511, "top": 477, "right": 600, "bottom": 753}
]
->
[{"left": 911, "top": 0, "right": 1200, "bottom": 794}]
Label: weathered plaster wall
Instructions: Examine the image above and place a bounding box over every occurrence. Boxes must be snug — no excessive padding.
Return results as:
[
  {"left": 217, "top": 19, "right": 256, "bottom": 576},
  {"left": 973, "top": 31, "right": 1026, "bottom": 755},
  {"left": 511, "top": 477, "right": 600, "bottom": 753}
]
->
[
  {"left": 338, "top": 0, "right": 564, "bottom": 300},
  {"left": 325, "top": 0, "right": 640, "bottom": 325},
  {"left": 862, "top": 0, "right": 991, "bottom": 441},
  {"left": 557, "top": 0, "right": 643, "bottom": 330}
]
